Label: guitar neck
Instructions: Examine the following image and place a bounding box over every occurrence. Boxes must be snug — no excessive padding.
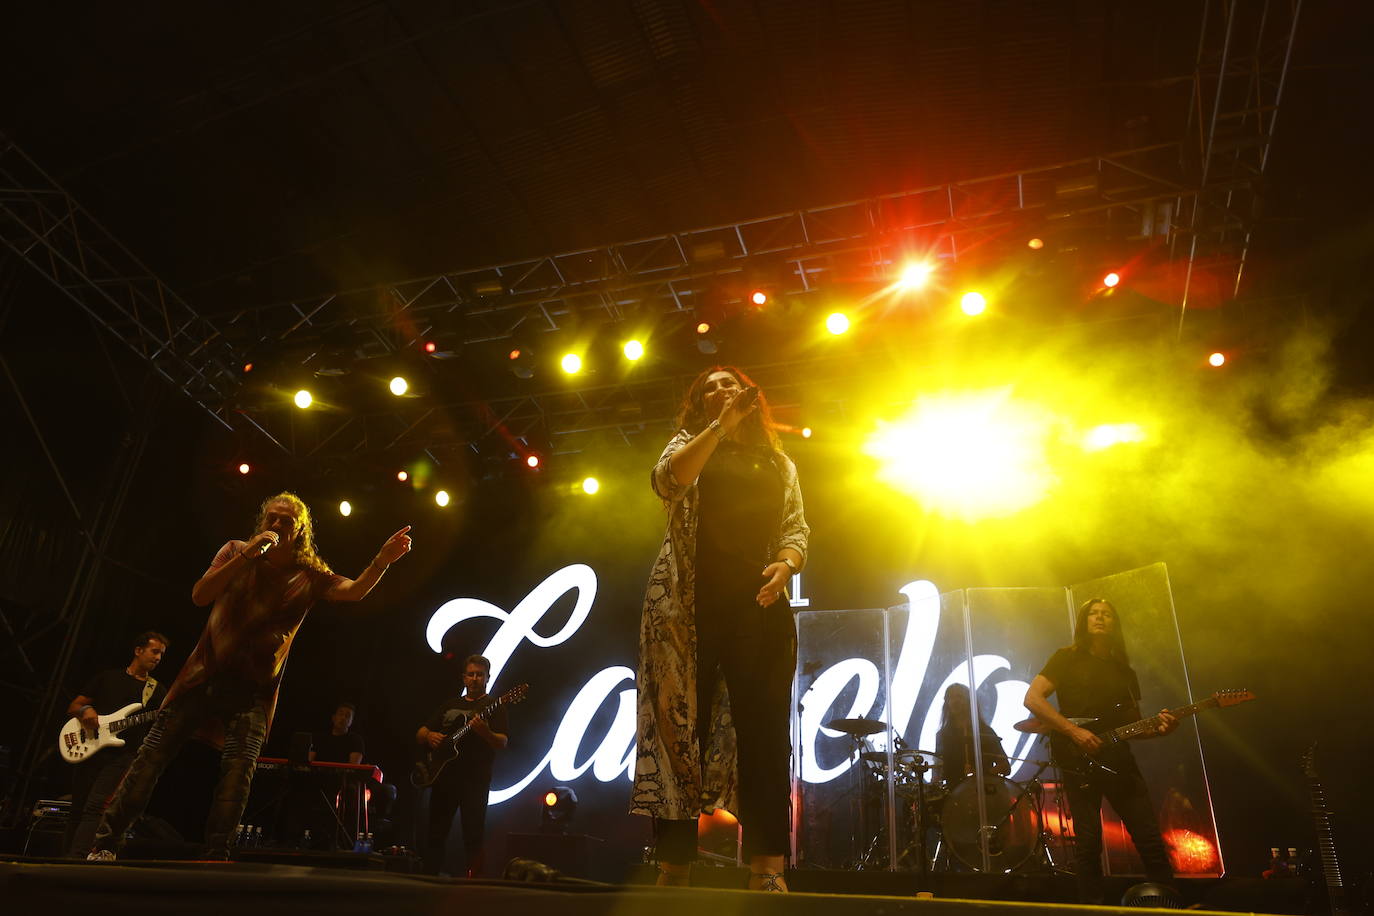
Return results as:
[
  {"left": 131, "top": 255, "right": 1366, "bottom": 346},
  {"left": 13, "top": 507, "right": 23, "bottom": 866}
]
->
[
  {"left": 1103, "top": 697, "right": 1216, "bottom": 743},
  {"left": 107, "top": 710, "right": 157, "bottom": 732}
]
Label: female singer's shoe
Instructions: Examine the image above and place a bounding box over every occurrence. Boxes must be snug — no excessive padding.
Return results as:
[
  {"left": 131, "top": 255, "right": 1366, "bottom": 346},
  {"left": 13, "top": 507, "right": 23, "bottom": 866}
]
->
[{"left": 86, "top": 849, "right": 117, "bottom": 861}]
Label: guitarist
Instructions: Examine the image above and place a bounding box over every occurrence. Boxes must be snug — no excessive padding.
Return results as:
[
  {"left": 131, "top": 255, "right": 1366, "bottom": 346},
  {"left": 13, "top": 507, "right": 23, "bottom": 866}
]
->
[
  {"left": 1023, "top": 598, "right": 1178, "bottom": 905},
  {"left": 415, "top": 654, "right": 508, "bottom": 876},
  {"left": 63, "top": 631, "right": 170, "bottom": 856}
]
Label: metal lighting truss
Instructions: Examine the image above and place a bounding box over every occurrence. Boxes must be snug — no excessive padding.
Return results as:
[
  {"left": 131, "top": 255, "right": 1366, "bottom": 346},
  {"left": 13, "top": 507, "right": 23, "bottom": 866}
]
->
[
  {"left": 226, "top": 142, "right": 1235, "bottom": 460},
  {"left": 1177, "top": 0, "right": 1303, "bottom": 335},
  {"left": 0, "top": 132, "right": 242, "bottom": 428}
]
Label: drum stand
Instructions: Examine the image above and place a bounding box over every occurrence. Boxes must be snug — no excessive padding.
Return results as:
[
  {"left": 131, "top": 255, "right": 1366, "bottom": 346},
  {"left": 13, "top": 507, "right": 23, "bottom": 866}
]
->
[{"left": 1027, "top": 758, "right": 1076, "bottom": 875}]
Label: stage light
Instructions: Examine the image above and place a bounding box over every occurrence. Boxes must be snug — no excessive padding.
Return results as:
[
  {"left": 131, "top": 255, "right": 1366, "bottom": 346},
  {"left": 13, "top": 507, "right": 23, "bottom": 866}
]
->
[
  {"left": 339, "top": 500, "right": 352, "bottom": 517},
  {"left": 863, "top": 390, "right": 1054, "bottom": 521},
  {"left": 539, "top": 786, "right": 578, "bottom": 834},
  {"left": 389, "top": 376, "right": 409, "bottom": 396},
  {"left": 750, "top": 290, "right": 768, "bottom": 306},
  {"left": 509, "top": 348, "right": 522, "bottom": 360},
  {"left": 293, "top": 389, "right": 313, "bottom": 409},
  {"left": 526, "top": 455, "right": 540, "bottom": 469},
  {"left": 237, "top": 463, "right": 251, "bottom": 475},
  {"left": 898, "top": 262, "right": 935, "bottom": 290},
  {"left": 243, "top": 362, "right": 254, "bottom": 373},
  {"left": 801, "top": 427, "right": 813, "bottom": 439},
  {"left": 696, "top": 321, "right": 711, "bottom": 335},
  {"left": 581, "top": 477, "right": 600, "bottom": 495},
  {"left": 1103, "top": 271, "right": 1121, "bottom": 288},
  {"left": 623, "top": 339, "right": 645, "bottom": 361},
  {"left": 1208, "top": 352, "right": 1226, "bottom": 367},
  {"left": 424, "top": 341, "right": 437, "bottom": 354},
  {"left": 1083, "top": 423, "right": 1146, "bottom": 452},
  {"left": 825, "top": 312, "right": 850, "bottom": 335},
  {"left": 397, "top": 470, "right": 409, "bottom": 482},
  {"left": 435, "top": 490, "right": 450, "bottom": 507},
  {"left": 1027, "top": 238, "right": 1044, "bottom": 250},
  {"left": 560, "top": 353, "right": 583, "bottom": 375},
  {"left": 960, "top": 292, "right": 987, "bottom": 316}
]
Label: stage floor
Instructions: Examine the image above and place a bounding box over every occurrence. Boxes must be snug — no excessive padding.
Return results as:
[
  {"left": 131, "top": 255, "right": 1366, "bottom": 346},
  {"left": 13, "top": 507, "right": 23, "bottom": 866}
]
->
[{"left": 1, "top": 857, "right": 1312, "bottom": 915}]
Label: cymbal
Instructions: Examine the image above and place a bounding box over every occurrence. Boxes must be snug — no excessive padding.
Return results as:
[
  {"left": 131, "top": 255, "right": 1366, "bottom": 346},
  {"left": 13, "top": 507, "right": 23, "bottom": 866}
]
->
[
  {"left": 1012, "top": 716, "right": 1047, "bottom": 734},
  {"left": 824, "top": 717, "right": 885, "bottom": 736},
  {"left": 860, "top": 749, "right": 941, "bottom": 764}
]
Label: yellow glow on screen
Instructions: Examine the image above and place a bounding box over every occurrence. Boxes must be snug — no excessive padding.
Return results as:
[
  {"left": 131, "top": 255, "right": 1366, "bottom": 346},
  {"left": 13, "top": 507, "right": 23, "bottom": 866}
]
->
[
  {"left": 1082, "top": 423, "right": 1146, "bottom": 452},
  {"left": 863, "top": 390, "right": 1054, "bottom": 520}
]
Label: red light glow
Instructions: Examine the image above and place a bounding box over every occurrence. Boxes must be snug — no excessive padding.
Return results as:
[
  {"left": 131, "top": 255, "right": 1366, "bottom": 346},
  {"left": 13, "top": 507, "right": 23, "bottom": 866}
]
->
[
  {"left": 237, "top": 463, "right": 251, "bottom": 475},
  {"left": 424, "top": 341, "right": 437, "bottom": 354},
  {"left": 544, "top": 792, "right": 558, "bottom": 807},
  {"left": 750, "top": 290, "right": 768, "bottom": 306},
  {"left": 1103, "top": 271, "right": 1121, "bottom": 288},
  {"left": 526, "top": 455, "right": 540, "bottom": 468}
]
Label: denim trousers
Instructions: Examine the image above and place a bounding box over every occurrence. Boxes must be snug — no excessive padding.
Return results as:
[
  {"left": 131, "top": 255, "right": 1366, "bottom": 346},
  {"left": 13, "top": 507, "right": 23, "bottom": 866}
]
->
[{"left": 92, "top": 680, "right": 267, "bottom": 858}]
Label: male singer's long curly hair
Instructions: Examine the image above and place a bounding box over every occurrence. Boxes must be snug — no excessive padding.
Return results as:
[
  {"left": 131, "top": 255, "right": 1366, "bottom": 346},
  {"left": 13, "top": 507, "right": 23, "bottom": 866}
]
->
[
  {"left": 675, "top": 365, "right": 782, "bottom": 453},
  {"left": 254, "top": 492, "right": 333, "bottom": 575}
]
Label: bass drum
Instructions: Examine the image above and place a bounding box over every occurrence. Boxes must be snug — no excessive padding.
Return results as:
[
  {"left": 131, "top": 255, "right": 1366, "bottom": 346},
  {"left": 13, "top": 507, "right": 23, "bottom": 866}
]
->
[{"left": 940, "top": 775, "right": 1039, "bottom": 873}]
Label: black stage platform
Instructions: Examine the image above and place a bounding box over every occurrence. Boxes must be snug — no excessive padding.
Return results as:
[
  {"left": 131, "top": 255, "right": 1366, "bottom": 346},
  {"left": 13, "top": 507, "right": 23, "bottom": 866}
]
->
[{"left": 0, "top": 857, "right": 1313, "bottom": 915}]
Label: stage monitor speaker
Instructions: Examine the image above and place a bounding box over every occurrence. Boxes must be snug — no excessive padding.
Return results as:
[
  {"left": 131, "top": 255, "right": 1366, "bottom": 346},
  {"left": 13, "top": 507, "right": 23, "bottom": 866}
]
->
[{"left": 505, "top": 832, "right": 606, "bottom": 881}]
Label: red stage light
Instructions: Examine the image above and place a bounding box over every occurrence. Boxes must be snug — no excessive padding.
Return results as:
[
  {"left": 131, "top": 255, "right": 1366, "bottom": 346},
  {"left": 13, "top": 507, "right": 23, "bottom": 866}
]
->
[
  {"left": 1208, "top": 352, "right": 1226, "bottom": 367},
  {"left": 397, "top": 470, "right": 409, "bottom": 482},
  {"left": 696, "top": 321, "right": 711, "bottom": 334},
  {"left": 509, "top": 348, "right": 522, "bottom": 360},
  {"left": 526, "top": 455, "right": 540, "bottom": 469},
  {"left": 750, "top": 290, "right": 768, "bottom": 306},
  {"left": 237, "top": 463, "right": 251, "bottom": 475},
  {"left": 1103, "top": 271, "right": 1121, "bottom": 288},
  {"left": 543, "top": 791, "right": 558, "bottom": 807},
  {"left": 1027, "top": 238, "right": 1044, "bottom": 250},
  {"left": 424, "top": 341, "right": 437, "bottom": 354},
  {"left": 242, "top": 362, "right": 254, "bottom": 373}
]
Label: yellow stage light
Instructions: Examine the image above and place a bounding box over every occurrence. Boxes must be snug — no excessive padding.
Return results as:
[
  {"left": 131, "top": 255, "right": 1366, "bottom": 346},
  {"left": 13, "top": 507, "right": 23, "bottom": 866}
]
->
[
  {"left": 293, "top": 389, "right": 313, "bottom": 409},
  {"left": 696, "top": 321, "right": 711, "bottom": 334},
  {"left": 863, "top": 390, "right": 1054, "bottom": 520},
  {"left": 1082, "top": 423, "right": 1146, "bottom": 452},
  {"left": 750, "top": 290, "right": 768, "bottom": 306},
  {"left": 623, "top": 340, "right": 644, "bottom": 361},
  {"left": 397, "top": 470, "right": 409, "bottom": 482},
  {"left": 1208, "top": 352, "right": 1226, "bottom": 367},
  {"left": 389, "top": 376, "right": 409, "bottom": 396},
  {"left": 801, "top": 427, "right": 813, "bottom": 439},
  {"left": 1027, "top": 238, "right": 1044, "bottom": 250},
  {"left": 435, "top": 490, "right": 450, "bottom": 507},
  {"left": 898, "top": 262, "right": 935, "bottom": 290},
  {"left": 581, "top": 477, "right": 600, "bottom": 495},
  {"left": 825, "top": 312, "right": 850, "bottom": 335},
  {"left": 339, "top": 500, "right": 352, "bottom": 517},
  {"left": 959, "top": 292, "right": 987, "bottom": 316},
  {"left": 526, "top": 455, "right": 540, "bottom": 468},
  {"left": 237, "top": 463, "right": 251, "bottom": 475},
  {"left": 561, "top": 353, "right": 583, "bottom": 374}
]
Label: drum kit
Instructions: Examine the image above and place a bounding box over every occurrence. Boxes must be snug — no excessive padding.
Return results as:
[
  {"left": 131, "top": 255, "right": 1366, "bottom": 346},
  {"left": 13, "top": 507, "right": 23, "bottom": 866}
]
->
[{"left": 824, "top": 714, "right": 1079, "bottom": 875}]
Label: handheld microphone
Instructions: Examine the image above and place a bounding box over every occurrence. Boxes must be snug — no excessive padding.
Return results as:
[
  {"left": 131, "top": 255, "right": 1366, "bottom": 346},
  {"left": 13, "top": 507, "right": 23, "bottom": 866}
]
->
[{"left": 735, "top": 386, "right": 760, "bottom": 410}]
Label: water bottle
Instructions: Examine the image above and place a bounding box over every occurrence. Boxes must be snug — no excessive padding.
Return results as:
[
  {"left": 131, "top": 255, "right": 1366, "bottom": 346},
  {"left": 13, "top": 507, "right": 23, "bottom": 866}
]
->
[
  {"left": 363, "top": 832, "right": 374, "bottom": 853},
  {"left": 301, "top": 828, "right": 312, "bottom": 850},
  {"left": 233, "top": 825, "right": 244, "bottom": 848},
  {"left": 253, "top": 825, "right": 264, "bottom": 848}
]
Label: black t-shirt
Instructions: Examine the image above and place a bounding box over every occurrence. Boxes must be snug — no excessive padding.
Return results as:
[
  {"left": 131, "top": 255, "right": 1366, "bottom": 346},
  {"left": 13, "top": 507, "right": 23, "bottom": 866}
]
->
[
  {"left": 425, "top": 694, "right": 510, "bottom": 779},
  {"left": 1039, "top": 646, "right": 1142, "bottom": 770},
  {"left": 78, "top": 669, "right": 168, "bottom": 749},
  {"left": 696, "top": 441, "right": 784, "bottom": 586},
  {"left": 313, "top": 730, "right": 366, "bottom": 764}
]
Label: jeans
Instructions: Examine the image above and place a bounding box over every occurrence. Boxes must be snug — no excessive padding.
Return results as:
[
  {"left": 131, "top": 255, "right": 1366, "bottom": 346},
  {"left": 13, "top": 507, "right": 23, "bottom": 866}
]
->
[
  {"left": 92, "top": 680, "right": 267, "bottom": 858},
  {"left": 64, "top": 749, "right": 134, "bottom": 856},
  {"left": 1064, "top": 766, "right": 1174, "bottom": 904},
  {"left": 424, "top": 769, "right": 490, "bottom": 876}
]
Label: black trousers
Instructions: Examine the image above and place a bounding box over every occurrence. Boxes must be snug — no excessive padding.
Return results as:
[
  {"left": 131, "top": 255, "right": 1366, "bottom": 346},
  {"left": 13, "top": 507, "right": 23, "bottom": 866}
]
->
[
  {"left": 64, "top": 751, "right": 134, "bottom": 856},
  {"left": 657, "top": 559, "right": 796, "bottom": 862},
  {"left": 1064, "top": 766, "right": 1173, "bottom": 904},
  {"left": 424, "top": 769, "right": 490, "bottom": 876}
]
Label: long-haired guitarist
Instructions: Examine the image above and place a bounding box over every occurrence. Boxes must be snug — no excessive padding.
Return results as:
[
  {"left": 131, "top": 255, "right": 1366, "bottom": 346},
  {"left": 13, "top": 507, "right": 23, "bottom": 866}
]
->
[
  {"left": 62, "top": 631, "right": 169, "bottom": 856},
  {"left": 1023, "top": 598, "right": 1179, "bottom": 904},
  {"left": 415, "top": 653, "right": 509, "bottom": 877}
]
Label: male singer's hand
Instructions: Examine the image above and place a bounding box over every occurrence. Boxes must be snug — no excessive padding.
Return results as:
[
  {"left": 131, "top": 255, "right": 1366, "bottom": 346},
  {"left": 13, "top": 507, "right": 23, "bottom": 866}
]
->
[
  {"left": 375, "top": 526, "right": 413, "bottom": 565},
  {"left": 244, "top": 530, "right": 279, "bottom": 556},
  {"left": 756, "top": 561, "right": 791, "bottom": 607}
]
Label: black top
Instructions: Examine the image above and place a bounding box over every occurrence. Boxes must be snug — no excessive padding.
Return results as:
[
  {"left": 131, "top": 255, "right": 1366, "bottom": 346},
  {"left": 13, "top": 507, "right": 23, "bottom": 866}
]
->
[
  {"left": 1039, "top": 646, "right": 1142, "bottom": 771},
  {"left": 696, "top": 441, "right": 784, "bottom": 585},
  {"left": 78, "top": 669, "right": 168, "bottom": 749},
  {"left": 313, "top": 730, "right": 366, "bottom": 764},
  {"left": 425, "top": 694, "right": 510, "bottom": 779},
  {"left": 936, "top": 724, "right": 1010, "bottom": 783}
]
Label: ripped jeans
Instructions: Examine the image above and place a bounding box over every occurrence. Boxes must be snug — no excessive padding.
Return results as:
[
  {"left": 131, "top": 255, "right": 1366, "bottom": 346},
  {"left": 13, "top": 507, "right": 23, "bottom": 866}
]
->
[{"left": 92, "top": 679, "right": 267, "bottom": 858}]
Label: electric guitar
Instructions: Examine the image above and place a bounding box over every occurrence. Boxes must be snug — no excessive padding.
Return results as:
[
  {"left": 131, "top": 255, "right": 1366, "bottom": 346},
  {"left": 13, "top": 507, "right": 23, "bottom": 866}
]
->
[
  {"left": 1052, "top": 688, "right": 1255, "bottom": 766},
  {"left": 410, "top": 684, "right": 528, "bottom": 787},
  {"left": 57, "top": 702, "right": 160, "bottom": 763},
  {"left": 1301, "top": 743, "right": 1350, "bottom": 916}
]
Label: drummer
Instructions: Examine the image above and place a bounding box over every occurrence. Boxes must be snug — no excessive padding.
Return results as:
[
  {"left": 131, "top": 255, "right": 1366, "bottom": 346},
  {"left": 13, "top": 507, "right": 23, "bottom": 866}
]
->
[{"left": 932, "top": 684, "right": 1009, "bottom": 785}]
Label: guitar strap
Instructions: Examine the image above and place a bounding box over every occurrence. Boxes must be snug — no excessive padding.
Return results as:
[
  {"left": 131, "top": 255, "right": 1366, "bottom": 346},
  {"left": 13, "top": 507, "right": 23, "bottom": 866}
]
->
[{"left": 141, "top": 676, "right": 159, "bottom": 708}]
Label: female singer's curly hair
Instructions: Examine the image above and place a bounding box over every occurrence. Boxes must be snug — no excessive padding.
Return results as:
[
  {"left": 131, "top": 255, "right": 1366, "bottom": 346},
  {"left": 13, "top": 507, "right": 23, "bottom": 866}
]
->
[
  {"left": 675, "top": 365, "right": 782, "bottom": 452},
  {"left": 1072, "top": 597, "right": 1130, "bottom": 667},
  {"left": 254, "top": 492, "right": 333, "bottom": 575}
]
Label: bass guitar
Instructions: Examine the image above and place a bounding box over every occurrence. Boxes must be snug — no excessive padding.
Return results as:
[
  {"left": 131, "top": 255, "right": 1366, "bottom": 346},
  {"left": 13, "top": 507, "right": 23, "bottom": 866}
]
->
[
  {"left": 57, "top": 702, "right": 160, "bottom": 763},
  {"left": 411, "top": 683, "right": 528, "bottom": 787},
  {"left": 1301, "top": 743, "right": 1350, "bottom": 916}
]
